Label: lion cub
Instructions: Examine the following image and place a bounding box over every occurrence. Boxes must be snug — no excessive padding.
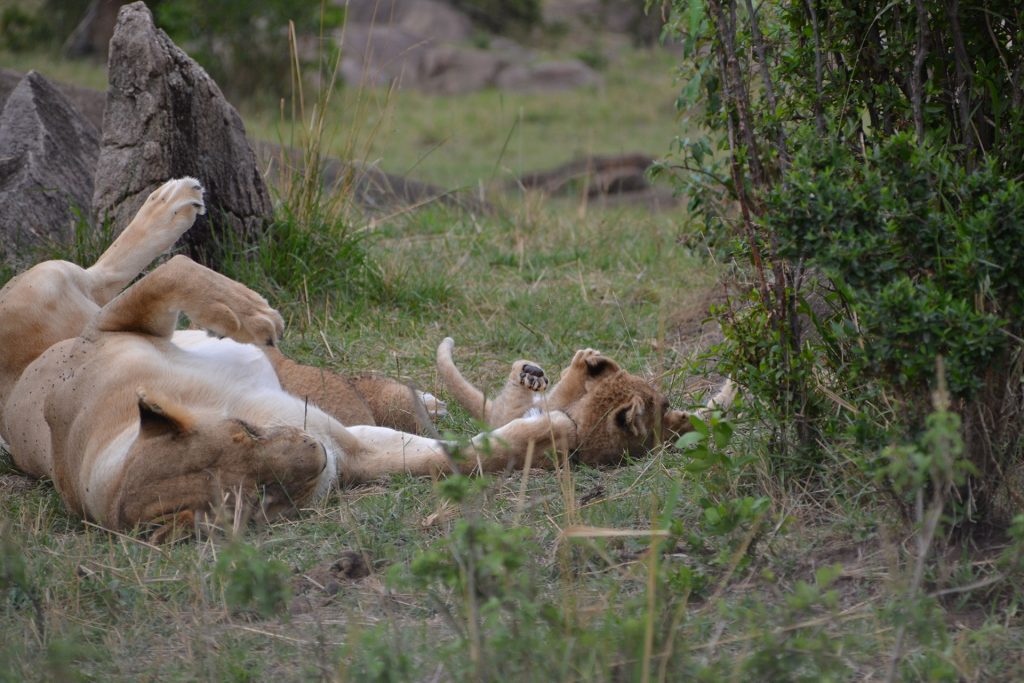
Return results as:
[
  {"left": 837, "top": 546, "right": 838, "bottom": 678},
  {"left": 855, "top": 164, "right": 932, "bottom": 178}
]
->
[{"left": 437, "top": 338, "right": 735, "bottom": 467}]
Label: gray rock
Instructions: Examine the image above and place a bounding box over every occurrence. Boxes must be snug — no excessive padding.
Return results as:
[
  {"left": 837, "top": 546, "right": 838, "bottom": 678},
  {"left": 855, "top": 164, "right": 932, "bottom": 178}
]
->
[
  {"left": 395, "top": 0, "right": 473, "bottom": 44},
  {"left": 419, "top": 45, "right": 507, "bottom": 95},
  {"left": 495, "top": 59, "right": 600, "bottom": 93},
  {"left": 0, "top": 68, "right": 106, "bottom": 132},
  {"left": 339, "top": 0, "right": 472, "bottom": 43},
  {"left": 338, "top": 24, "right": 426, "bottom": 87},
  {"left": 0, "top": 71, "right": 100, "bottom": 261},
  {"left": 252, "top": 140, "right": 490, "bottom": 215},
  {"left": 92, "top": 1, "right": 272, "bottom": 257}
]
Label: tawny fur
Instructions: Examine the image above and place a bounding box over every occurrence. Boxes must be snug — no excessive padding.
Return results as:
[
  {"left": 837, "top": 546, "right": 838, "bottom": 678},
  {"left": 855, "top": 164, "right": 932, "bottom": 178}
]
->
[
  {"left": 265, "top": 347, "right": 440, "bottom": 434},
  {"left": 437, "top": 337, "right": 736, "bottom": 467},
  {"left": 0, "top": 178, "right": 567, "bottom": 540}
]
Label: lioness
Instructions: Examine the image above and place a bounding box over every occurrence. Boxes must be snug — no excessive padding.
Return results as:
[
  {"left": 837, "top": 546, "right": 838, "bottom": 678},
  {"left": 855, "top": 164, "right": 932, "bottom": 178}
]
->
[
  {"left": 0, "top": 178, "right": 573, "bottom": 538},
  {"left": 437, "top": 337, "right": 735, "bottom": 467}
]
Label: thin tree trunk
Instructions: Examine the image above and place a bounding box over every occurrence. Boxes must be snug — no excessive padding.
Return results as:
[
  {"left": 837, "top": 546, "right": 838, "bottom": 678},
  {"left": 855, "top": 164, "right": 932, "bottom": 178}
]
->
[
  {"left": 946, "top": 0, "right": 975, "bottom": 162},
  {"left": 911, "top": 0, "right": 929, "bottom": 142},
  {"left": 804, "top": 0, "right": 827, "bottom": 136},
  {"left": 708, "top": 0, "right": 767, "bottom": 188},
  {"left": 744, "top": 0, "right": 788, "bottom": 167},
  {"left": 711, "top": 18, "right": 770, "bottom": 306}
]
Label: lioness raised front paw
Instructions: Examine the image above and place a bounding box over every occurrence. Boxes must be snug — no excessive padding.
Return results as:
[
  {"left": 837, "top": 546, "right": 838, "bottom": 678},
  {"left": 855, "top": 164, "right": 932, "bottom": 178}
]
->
[
  {"left": 511, "top": 360, "right": 549, "bottom": 392},
  {"left": 169, "top": 257, "right": 283, "bottom": 346},
  {"left": 209, "top": 290, "right": 283, "bottom": 347},
  {"left": 141, "top": 177, "right": 206, "bottom": 235}
]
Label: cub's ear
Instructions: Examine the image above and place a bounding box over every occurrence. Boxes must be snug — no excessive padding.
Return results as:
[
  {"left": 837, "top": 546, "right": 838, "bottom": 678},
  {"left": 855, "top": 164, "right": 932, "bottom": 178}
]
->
[
  {"left": 137, "top": 388, "right": 195, "bottom": 435},
  {"left": 613, "top": 395, "right": 647, "bottom": 437},
  {"left": 663, "top": 409, "right": 692, "bottom": 438}
]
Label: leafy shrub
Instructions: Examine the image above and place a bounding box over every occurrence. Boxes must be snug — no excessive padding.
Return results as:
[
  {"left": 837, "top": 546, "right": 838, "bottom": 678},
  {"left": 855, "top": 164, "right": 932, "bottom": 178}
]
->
[
  {"left": 665, "top": 0, "right": 1024, "bottom": 523},
  {"left": 0, "top": 6, "right": 51, "bottom": 51},
  {"left": 0, "top": 1, "right": 93, "bottom": 52},
  {"left": 768, "top": 135, "right": 1024, "bottom": 403}
]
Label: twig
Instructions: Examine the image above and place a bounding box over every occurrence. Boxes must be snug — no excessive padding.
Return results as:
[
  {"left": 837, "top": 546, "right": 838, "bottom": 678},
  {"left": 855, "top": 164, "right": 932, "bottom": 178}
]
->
[{"left": 82, "top": 520, "right": 166, "bottom": 554}]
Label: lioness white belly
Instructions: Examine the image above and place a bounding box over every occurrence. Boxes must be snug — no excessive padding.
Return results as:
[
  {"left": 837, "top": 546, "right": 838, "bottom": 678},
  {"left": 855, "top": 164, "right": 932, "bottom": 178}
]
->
[{"left": 170, "top": 330, "right": 280, "bottom": 392}]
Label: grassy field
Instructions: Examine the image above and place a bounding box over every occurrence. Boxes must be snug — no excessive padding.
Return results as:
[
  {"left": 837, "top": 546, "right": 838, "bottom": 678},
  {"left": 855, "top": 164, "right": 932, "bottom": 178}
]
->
[{"left": 2, "top": 42, "right": 1023, "bottom": 682}]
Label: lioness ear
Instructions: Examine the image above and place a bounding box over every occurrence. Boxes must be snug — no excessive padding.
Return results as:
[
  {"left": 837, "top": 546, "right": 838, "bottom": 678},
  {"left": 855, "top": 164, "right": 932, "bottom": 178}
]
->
[
  {"left": 137, "top": 388, "right": 195, "bottom": 435},
  {"left": 613, "top": 396, "right": 647, "bottom": 437}
]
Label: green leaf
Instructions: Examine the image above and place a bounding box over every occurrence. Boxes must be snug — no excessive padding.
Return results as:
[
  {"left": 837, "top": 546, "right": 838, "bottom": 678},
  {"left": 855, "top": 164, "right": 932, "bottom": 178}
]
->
[
  {"left": 712, "top": 420, "right": 734, "bottom": 449},
  {"left": 676, "top": 430, "right": 706, "bottom": 449}
]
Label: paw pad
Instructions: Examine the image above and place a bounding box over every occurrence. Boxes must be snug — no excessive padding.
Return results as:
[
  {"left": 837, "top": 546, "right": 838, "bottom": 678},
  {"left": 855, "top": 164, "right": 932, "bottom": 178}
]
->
[{"left": 519, "top": 364, "right": 549, "bottom": 391}]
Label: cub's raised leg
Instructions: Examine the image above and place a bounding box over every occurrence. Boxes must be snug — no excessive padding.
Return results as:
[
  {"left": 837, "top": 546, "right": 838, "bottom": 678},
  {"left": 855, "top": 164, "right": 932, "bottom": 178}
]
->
[
  {"left": 545, "top": 348, "right": 620, "bottom": 407},
  {"left": 436, "top": 337, "right": 549, "bottom": 428},
  {"left": 485, "top": 360, "right": 550, "bottom": 427}
]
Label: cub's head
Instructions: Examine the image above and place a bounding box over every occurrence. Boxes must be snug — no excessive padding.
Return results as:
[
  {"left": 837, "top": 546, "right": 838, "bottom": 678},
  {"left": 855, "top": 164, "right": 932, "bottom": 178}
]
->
[
  {"left": 108, "top": 389, "right": 327, "bottom": 538},
  {"left": 565, "top": 363, "right": 693, "bottom": 467}
]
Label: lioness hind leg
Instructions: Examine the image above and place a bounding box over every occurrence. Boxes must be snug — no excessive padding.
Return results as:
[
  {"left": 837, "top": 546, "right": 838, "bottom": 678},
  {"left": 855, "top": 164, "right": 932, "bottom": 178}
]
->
[
  {"left": 88, "top": 254, "right": 284, "bottom": 345},
  {"left": 88, "top": 178, "right": 206, "bottom": 305},
  {"left": 351, "top": 376, "right": 448, "bottom": 434}
]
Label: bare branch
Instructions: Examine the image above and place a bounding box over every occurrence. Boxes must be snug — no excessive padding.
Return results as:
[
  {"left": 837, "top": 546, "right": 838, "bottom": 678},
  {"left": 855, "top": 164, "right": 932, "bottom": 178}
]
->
[{"left": 911, "top": 0, "right": 929, "bottom": 142}]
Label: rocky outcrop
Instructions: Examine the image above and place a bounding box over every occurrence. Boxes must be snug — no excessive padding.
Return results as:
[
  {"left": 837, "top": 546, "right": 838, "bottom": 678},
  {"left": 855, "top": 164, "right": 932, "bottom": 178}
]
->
[
  {"left": 335, "top": 0, "right": 601, "bottom": 94},
  {"left": 92, "top": 2, "right": 272, "bottom": 257},
  {"left": 0, "top": 68, "right": 105, "bottom": 132},
  {"left": 343, "top": 0, "right": 473, "bottom": 43},
  {"left": 515, "top": 153, "right": 654, "bottom": 196},
  {"left": 0, "top": 71, "right": 100, "bottom": 261},
  {"left": 252, "top": 140, "right": 490, "bottom": 215},
  {"left": 495, "top": 60, "right": 601, "bottom": 93}
]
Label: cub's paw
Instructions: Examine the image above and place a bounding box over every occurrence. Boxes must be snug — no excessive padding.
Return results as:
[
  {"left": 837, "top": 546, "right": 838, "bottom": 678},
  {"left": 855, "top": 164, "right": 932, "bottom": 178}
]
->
[
  {"left": 511, "top": 360, "right": 549, "bottom": 392},
  {"left": 570, "top": 348, "right": 619, "bottom": 376},
  {"left": 419, "top": 392, "right": 448, "bottom": 420},
  {"left": 140, "top": 177, "right": 206, "bottom": 234}
]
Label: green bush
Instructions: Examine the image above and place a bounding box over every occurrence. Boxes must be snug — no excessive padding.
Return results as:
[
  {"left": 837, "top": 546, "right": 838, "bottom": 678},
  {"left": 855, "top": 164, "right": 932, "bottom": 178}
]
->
[
  {"left": 665, "top": 0, "right": 1024, "bottom": 523},
  {"left": 213, "top": 541, "right": 291, "bottom": 618},
  {"left": 769, "top": 135, "right": 1024, "bottom": 401},
  {"left": 155, "top": 0, "right": 343, "bottom": 102}
]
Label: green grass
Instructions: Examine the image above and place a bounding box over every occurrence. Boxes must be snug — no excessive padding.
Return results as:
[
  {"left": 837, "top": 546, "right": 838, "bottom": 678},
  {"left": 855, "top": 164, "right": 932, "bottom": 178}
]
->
[
  {"left": 242, "top": 49, "right": 682, "bottom": 191},
  {"left": 2, "top": 41, "right": 1023, "bottom": 682},
  {"left": 0, "top": 48, "right": 109, "bottom": 92},
  {"left": 0, "top": 46, "right": 680, "bottom": 192}
]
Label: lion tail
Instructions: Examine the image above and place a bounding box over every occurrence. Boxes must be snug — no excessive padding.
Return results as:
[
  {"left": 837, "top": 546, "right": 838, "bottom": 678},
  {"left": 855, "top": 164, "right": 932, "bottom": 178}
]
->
[{"left": 436, "top": 337, "right": 489, "bottom": 423}]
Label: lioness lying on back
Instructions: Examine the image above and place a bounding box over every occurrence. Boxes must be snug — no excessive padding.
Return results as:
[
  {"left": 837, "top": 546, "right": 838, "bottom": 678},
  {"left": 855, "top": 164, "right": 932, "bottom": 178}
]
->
[
  {"left": 0, "top": 178, "right": 572, "bottom": 539},
  {"left": 437, "top": 338, "right": 735, "bottom": 468}
]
